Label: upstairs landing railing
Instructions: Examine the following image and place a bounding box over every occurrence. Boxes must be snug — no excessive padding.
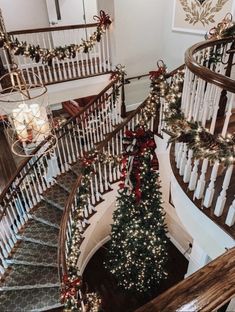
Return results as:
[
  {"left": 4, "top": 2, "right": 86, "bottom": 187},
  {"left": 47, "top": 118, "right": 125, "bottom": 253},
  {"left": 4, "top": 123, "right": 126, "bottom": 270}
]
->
[
  {"left": 0, "top": 77, "right": 121, "bottom": 276},
  {"left": 0, "top": 22, "right": 112, "bottom": 85}
]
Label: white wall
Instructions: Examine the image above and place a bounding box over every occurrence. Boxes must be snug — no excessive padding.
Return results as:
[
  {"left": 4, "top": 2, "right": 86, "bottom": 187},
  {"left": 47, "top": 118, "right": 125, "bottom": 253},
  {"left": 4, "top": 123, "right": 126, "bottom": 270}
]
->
[
  {"left": 161, "top": 0, "right": 204, "bottom": 70},
  {"left": 112, "top": 0, "right": 165, "bottom": 77},
  {"left": 0, "top": 0, "right": 50, "bottom": 31}
]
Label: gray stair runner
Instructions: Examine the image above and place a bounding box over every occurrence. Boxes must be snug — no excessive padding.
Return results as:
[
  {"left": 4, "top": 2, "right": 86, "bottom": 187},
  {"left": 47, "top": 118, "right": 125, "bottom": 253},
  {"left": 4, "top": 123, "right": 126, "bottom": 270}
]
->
[{"left": 0, "top": 168, "right": 76, "bottom": 311}]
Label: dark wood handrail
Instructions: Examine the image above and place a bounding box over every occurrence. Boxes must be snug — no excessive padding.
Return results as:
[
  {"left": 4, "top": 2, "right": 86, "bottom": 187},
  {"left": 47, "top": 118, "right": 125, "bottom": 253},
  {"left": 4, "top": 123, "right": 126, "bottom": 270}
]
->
[
  {"left": 135, "top": 247, "right": 235, "bottom": 312},
  {"left": 124, "top": 64, "right": 185, "bottom": 84},
  {"left": 185, "top": 36, "right": 235, "bottom": 93},
  {"left": 8, "top": 22, "right": 99, "bottom": 36}
]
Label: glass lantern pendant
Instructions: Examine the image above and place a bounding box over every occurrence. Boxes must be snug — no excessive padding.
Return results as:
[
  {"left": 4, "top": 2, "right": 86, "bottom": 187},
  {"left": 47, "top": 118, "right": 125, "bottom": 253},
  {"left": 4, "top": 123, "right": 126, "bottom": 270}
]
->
[{"left": 0, "top": 65, "right": 57, "bottom": 157}]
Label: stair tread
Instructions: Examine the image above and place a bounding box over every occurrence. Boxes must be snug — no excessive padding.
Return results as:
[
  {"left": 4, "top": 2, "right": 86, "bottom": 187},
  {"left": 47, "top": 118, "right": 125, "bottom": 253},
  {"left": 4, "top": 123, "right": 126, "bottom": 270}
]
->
[
  {"left": 30, "top": 202, "right": 62, "bottom": 227},
  {"left": 0, "top": 286, "right": 60, "bottom": 312},
  {"left": 20, "top": 220, "right": 59, "bottom": 246},
  {"left": 43, "top": 184, "right": 68, "bottom": 209},
  {"left": 56, "top": 170, "right": 77, "bottom": 191},
  {"left": 9, "top": 241, "right": 57, "bottom": 265},
  {"left": 0, "top": 264, "right": 58, "bottom": 287}
]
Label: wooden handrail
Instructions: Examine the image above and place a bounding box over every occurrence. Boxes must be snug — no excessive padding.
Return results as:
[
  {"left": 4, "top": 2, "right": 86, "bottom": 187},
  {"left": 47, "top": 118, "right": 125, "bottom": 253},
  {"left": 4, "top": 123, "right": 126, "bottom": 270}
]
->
[
  {"left": 135, "top": 247, "right": 235, "bottom": 312},
  {"left": 185, "top": 36, "right": 235, "bottom": 93},
  {"left": 124, "top": 64, "right": 185, "bottom": 84},
  {"left": 7, "top": 22, "right": 99, "bottom": 36},
  {"left": 58, "top": 175, "right": 83, "bottom": 278}
]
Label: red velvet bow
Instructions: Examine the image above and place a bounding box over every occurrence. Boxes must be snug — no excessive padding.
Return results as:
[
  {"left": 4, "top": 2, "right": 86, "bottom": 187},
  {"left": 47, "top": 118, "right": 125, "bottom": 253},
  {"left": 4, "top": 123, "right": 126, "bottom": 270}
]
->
[
  {"left": 94, "top": 10, "right": 112, "bottom": 28},
  {"left": 61, "top": 275, "right": 81, "bottom": 303}
]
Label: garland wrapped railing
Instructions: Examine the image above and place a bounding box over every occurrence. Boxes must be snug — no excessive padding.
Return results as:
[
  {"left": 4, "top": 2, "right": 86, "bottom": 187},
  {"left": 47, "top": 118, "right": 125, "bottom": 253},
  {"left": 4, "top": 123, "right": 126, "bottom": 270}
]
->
[
  {"left": 58, "top": 74, "right": 160, "bottom": 310},
  {"left": 0, "top": 10, "right": 112, "bottom": 66}
]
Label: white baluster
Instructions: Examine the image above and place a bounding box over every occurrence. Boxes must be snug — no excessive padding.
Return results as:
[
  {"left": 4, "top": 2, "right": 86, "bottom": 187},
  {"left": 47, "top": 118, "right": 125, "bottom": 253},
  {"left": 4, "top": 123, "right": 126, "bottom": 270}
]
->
[
  {"left": 176, "top": 143, "right": 184, "bottom": 168},
  {"left": 98, "top": 162, "right": 104, "bottom": 194},
  {"left": 179, "top": 144, "right": 188, "bottom": 176},
  {"left": 183, "top": 149, "right": 193, "bottom": 183},
  {"left": 203, "top": 161, "right": 219, "bottom": 208},
  {"left": 214, "top": 164, "right": 233, "bottom": 217},
  {"left": 225, "top": 198, "right": 235, "bottom": 226},
  {"left": 188, "top": 159, "right": 199, "bottom": 191},
  {"left": 194, "top": 159, "right": 209, "bottom": 199},
  {"left": 221, "top": 94, "right": 234, "bottom": 137}
]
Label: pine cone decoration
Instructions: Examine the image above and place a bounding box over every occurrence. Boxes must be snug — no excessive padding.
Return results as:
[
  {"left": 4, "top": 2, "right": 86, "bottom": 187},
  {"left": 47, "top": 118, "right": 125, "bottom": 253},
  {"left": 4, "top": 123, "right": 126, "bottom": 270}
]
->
[{"left": 199, "top": 131, "right": 216, "bottom": 149}]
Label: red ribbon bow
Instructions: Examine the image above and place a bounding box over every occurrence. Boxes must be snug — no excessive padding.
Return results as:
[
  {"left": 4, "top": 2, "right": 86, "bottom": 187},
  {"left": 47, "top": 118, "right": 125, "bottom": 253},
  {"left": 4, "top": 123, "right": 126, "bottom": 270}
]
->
[
  {"left": 94, "top": 10, "right": 112, "bottom": 29},
  {"left": 60, "top": 275, "right": 81, "bottom": 304}
]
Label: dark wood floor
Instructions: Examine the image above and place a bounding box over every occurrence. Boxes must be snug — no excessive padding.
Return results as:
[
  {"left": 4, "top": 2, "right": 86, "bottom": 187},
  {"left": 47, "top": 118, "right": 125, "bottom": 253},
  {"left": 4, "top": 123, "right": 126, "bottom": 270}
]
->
[
  {"left": 0, "top": 127, "right": 17, "bottom": 194},
  {"left": 83, "top": 241, "right": 188, "bottom": 312}
]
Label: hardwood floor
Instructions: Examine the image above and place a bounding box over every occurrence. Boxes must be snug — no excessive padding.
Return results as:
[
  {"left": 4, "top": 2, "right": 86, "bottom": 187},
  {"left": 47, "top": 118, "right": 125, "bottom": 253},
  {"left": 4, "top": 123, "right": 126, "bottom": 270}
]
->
[
  {"left": 83, "top": 241, "right": 188, "bottom": 312},
  {"left": 0, "top": 127, "right": 17, "bottom": 193}
]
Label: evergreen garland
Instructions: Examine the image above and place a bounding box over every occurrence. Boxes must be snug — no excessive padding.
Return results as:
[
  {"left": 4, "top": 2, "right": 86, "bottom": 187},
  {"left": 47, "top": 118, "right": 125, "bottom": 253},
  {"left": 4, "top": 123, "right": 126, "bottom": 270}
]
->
[{"left": 0, "top": 10, "right": 112, "bottom": 66}]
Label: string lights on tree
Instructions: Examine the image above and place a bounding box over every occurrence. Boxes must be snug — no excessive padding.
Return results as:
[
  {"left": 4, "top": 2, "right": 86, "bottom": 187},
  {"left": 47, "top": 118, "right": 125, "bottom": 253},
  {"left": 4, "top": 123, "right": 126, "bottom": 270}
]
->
[{"left": 105, "top": 128, "right": 168, "bottom": 293}]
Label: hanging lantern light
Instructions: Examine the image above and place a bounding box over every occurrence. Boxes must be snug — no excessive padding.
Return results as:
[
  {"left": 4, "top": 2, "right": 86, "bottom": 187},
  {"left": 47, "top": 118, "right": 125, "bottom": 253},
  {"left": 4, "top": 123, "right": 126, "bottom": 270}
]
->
[{"left": 0, "top": 65, "right": 57, "bottom": 157}]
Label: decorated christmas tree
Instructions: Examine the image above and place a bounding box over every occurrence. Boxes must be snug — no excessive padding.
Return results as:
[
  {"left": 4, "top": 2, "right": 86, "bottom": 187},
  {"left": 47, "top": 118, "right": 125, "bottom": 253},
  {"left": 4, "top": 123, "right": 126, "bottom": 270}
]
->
[{"left": 105, "top": 128, "right": 168, "bottom": 293}]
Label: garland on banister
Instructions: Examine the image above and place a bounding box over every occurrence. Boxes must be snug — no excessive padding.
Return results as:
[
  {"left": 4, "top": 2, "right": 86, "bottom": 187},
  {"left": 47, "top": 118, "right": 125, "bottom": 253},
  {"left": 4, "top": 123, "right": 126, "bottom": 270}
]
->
[
  {"left": 205, "top": 13, "right": 235, "bottom": 40},
  {"left": 61, "top": 151, "right": 120, "bottom": 311},
  {"left": 157, "top": 65, "right": 235, "bottom": 165},
  {"left": 0, "top": 10, "right": 111, "bottom": 66}
]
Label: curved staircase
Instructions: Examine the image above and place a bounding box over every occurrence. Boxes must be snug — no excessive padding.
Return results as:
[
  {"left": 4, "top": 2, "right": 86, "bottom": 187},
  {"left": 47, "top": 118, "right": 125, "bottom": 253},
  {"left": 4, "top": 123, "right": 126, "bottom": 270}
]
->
[{"left": 0, "top": 78, "right": 123, "bottom": 311}]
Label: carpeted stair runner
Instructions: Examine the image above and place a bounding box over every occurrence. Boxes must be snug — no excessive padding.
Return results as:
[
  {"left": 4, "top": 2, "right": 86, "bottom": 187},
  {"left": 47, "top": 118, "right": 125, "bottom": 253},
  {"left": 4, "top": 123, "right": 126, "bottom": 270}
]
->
[{"left": 0, "top": 166, "right": 82, "bottom": 311}]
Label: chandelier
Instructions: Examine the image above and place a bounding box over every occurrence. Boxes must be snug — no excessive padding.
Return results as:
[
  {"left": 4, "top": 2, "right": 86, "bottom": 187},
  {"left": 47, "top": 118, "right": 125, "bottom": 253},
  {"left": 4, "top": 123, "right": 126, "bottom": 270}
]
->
[{"left": 0, "top": 66, "right": 57, "bottom": 157}]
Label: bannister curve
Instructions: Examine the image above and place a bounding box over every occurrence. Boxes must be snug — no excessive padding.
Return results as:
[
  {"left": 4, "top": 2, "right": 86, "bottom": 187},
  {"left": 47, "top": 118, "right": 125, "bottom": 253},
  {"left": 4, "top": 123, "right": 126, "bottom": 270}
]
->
[
  {"left": 185, "top": 36, "right": 235, "bottom": 92},
  {"left": 136, "top": 247, "right": 235, "bottom": 312}
]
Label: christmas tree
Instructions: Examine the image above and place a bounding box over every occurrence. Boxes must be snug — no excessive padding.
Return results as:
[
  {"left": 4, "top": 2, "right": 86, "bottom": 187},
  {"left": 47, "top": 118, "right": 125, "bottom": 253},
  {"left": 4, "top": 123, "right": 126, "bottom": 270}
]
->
[{"left": 105, "top": 128, "right": 168, "bottom": 294}]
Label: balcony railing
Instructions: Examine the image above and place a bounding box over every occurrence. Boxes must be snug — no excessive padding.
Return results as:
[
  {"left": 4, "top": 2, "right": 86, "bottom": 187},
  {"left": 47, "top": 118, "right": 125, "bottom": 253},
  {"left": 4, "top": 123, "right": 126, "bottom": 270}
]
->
[
  {"left": 0, "top": 22, "right": 112, "bottom": 85},
  {"left": 158, "top": 37, "right": 235, "bottom": 238}
]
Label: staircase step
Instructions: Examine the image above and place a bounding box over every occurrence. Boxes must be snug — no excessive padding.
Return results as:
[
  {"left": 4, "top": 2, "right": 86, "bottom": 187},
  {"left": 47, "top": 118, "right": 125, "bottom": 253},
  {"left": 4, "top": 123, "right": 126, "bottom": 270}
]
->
[
  {"left": 56, "top": 170, "right": 77, "bottom": 192},
  {"left": 29, "top": 202, "right": 62, "bottom": 229},
  {"left": 0, "top": 286, "right": 60, "bottom": 311},
  {"left": 0, "top": 264, "right": 58, "bottom": 288},
  {"left": 8, "top": 241, "right": 57, "bottom": 266},
  {"left": 18, "top": 220, "right": 59, "bottom": 247},
  {"left": 6, "top": 259, "right": 57, "bottom": 268},
  {"left": 43, "top": 184, "right": 68, "bottom": 210}
]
